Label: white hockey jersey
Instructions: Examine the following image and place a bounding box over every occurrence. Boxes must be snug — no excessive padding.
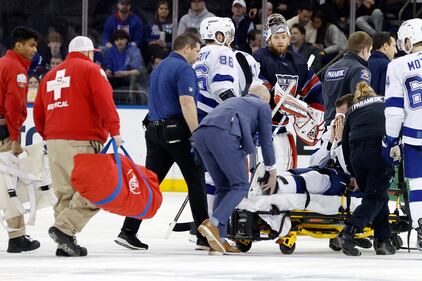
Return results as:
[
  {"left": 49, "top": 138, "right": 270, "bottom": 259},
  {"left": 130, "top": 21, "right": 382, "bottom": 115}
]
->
[
  {"left": 385, "top": 51, "right": 422, "bottom": 146},
  {"left": 234, "top": 50, "right": 263, "bottom": 94},
  {"left": 193, "top": 45, "right": 239, "bottom": 115}
]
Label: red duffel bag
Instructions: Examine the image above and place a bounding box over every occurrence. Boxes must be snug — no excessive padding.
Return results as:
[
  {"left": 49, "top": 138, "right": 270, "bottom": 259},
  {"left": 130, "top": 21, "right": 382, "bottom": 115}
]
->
[{"left": 71, "top": 139, "right": 162, "bottom": 219}]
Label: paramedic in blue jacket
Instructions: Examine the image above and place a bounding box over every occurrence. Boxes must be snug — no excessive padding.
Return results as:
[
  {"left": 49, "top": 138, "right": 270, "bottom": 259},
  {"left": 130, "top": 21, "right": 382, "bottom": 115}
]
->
[
  {"left": 102, "top": 0, "right": 144, "bottom": 48},
  {"left": 368, "top": 32, "right": 397, "bottom": 96},
  {"left": 115, "top": 33, "right": 209, "bottom": 251},
  {"left": 195, "top": 85, "right": 277, "bottom": 254}
]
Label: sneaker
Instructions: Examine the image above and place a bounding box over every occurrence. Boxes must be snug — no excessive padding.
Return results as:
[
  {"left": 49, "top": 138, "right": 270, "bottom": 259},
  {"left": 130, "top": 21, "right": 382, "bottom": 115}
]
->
[
  {"left": 195, "top": 237, "right": 210, "bottom": 251},
  {"left": 336, "top": 226, "right": 361, "bottom": 256},
  {"left": 7, "top": 235, "right": 40, "bottom": 253},
  {"left": 374, "top": 239, "right": 396, "bottom": 255},
  {"left": 114, "top": 231, "right": 148, "bottom": 250},
  {"left": 48, "top": 226, "right": 84, "bottom": 257},
  {"left": 209, "top": 241, "right": 240, "bottom": 255},
  {"left": 198, "top": 219, "right": 225, "bottom": 254},
  {"left": 328, "top": 238, "right": 342, "bottom": 251}
]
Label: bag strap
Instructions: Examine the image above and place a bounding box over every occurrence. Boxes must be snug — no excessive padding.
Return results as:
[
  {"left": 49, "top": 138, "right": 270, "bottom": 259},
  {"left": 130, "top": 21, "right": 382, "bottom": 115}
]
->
[
  {"left": 119, "top": 145, "right": 153, "bottom": 219},
  {"left": 94, "top": 139, "right": 123, "bottom": 205},
  {"left": 96, "top": 139, "right": 153, "bottom": 218}
]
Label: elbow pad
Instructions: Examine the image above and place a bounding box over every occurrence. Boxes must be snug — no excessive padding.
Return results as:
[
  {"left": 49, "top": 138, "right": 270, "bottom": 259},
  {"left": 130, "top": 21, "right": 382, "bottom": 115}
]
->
[{"left": 219, "top": 89, "right": 236, "bottom": 101}]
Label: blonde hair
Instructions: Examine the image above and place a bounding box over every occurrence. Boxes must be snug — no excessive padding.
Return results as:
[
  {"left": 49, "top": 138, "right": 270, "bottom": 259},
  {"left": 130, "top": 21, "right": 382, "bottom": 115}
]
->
[{"left": 353, "top": 81, "right": 377, "bottom": 103}]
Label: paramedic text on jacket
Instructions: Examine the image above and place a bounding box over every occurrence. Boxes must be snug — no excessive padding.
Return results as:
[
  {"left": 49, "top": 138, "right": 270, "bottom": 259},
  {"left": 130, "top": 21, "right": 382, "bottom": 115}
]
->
[{"left": 34, "top": 36, "right": 121, "bottom": 257}]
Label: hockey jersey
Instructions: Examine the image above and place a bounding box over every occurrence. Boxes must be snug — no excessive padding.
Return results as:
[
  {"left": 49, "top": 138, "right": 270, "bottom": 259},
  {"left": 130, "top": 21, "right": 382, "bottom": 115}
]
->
[
  {"left": 385, "top": 51, "right": 422, "bottom": 146},
  {"left": 193, "top": 45, "right": 239, "bottom": 118},
  {"left": 254, "top": 47, "right": 322, "bottom": 123},
  {"left": 234, "top": 50, "right": 263, "bottom": 94}
]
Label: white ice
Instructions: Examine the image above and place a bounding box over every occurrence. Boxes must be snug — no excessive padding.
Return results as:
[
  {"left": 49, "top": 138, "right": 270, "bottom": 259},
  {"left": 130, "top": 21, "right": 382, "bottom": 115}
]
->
[{"left": 1, "top": 192, "right": 421, "bottom": 281}]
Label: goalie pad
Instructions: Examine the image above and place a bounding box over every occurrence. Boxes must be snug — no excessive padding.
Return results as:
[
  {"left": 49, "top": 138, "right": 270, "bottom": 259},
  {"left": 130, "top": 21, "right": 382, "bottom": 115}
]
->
[
  {"left": 293, "top": 106, "right": 325, "bottom": 146},
  {"left": 0, "top": 142, "right": 56, "bottom": 228}
]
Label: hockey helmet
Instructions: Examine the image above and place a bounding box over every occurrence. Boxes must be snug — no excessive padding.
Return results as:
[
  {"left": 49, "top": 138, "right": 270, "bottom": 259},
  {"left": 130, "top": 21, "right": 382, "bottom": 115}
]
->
[
  {"left": 200, "top": 17, "right": 235, "bottom": 46},
  {"left": 397, "top": 18, "right": 422, "bottom": 54},
  {"left": 263, "top": 13, "right": 290, "bottom": 42}
]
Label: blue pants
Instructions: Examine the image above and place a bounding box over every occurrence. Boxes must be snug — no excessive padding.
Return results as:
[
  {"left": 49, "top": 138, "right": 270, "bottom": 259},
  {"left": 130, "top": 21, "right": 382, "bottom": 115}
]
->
[{"left": 193, "top": 126, "right": 249, "bottom": 238}]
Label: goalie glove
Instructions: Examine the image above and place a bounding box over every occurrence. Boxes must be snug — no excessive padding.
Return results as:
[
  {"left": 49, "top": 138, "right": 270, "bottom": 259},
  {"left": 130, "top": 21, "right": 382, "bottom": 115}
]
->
[{"left": 293, "top": 106, "right": 325, "bottom": 146}]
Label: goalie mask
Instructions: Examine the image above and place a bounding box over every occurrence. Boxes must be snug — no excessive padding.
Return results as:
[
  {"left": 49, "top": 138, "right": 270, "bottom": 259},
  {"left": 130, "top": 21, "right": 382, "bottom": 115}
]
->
[
  {"left": 263, "top": 13, "right": 290, "bottom": 42},
  {"left": 397, "top": 18, "right": 422, "bottom": 54},
  {"left": 200, "top": 17, "right": 235, "bottom": 46}
]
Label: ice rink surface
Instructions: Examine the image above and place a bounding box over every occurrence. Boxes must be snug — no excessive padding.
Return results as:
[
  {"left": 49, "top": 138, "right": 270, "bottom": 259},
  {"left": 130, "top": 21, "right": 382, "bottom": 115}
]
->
[{"left": 1, "top": 192, "right": 422, "bottom": 281}]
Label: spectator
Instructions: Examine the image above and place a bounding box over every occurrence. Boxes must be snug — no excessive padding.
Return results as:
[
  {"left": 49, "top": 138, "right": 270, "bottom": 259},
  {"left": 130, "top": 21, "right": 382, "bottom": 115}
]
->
[
  {"left": 104, "top": 29, "right": 145, "bottom": 89},
  {"left": 288, "top": 23, "right": 322, "bottom": 72},
  {"left": 102, "top": 0, "right": 144, "bottom": 48},
  {"left": 145, "top": 1, "right": 173, "bottom": 64},
  {"left": 231, "top": 0, "right": 254, "bottom": 50},
  {"left": 40, "top": 31, "right": 67, "bottom": 71},
  {"left": 239, "top": 29, "right": 262, "bottom": 55},
  {"left": 177, "top": 0, "right": 215, "bottom": 35},
  {"left": 312, "top": 10, "right": 347, "bottom": 65},
  {"left": 286, "top": 3, "right": 317, "bottom": 44},
  {"left": 147, "top": 48, "right": 169, "bottom": 74},
  {"left": 356, "top": 0, "right": 384, "bottom": 36},
  {"left": 368, "top": 32, "right": 397, "bottom": 96},
  {"left": 27, "top": 74, "right": 40, "bottom": 103},
  {"left": 49, "top": 55, "right": 64, "bottom": 70},
  {"left": 247, "top": 2, "right": 273, "bottom": 26},
  {"left": 28, "top": 52, "right": 45, "bottom": 78}
]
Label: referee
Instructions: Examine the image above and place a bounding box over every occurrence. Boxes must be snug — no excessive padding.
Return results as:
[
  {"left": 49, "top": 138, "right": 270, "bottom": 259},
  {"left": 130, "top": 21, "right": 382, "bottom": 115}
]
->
[{"left": 115, "top": 33, "right": 209, "bottom": 250}]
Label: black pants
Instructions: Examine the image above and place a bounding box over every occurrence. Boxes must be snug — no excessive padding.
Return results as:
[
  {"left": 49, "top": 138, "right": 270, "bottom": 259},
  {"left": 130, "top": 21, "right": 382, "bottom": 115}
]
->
[
  {"left": 349, "top": 139, "right": 394, "bottom": 240},
  {"left": 121, "top": 123, "right": 208, "bottom": 239}
]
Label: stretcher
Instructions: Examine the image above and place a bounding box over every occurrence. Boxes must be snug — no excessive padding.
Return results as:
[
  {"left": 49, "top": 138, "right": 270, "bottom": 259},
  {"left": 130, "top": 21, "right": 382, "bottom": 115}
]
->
[{"left": 228, "top": 185, "right": 410, "bottom": 254}]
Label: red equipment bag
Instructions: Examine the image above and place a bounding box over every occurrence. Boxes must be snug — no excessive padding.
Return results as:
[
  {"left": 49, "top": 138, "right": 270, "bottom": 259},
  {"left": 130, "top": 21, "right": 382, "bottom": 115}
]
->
[{"left": 71, "top": 139, "right": 162, "bottom": 219}]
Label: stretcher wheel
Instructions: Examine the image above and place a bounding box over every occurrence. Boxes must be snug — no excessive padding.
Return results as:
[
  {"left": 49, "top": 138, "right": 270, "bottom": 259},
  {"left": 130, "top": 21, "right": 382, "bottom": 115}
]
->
[
  {"left": 279, "top": 243, "right": 296, "bottom": 254},
  {"left": 391, "top": 233, "right": 403, "bottom": 250},
  {"left": 236, "top": 240, "right": 252, "bottom": 252},
  {"left": 328, "top": 238, "right": 342, "bottom": 251}
]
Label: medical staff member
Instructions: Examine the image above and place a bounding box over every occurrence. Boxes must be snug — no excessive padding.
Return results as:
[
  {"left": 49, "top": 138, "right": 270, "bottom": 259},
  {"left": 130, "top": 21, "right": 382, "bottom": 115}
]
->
[
  {"left": 0, "top": 26, "right": 40, "bottom": 253},
  {"left": 195, "top": 85, "right": 277, "bottom": 254},
  {"left": 116, "top": 32, "right": 210, "bottom": 251},
  {"left": 336, "top": 82, "right": 395, "bottom": 256},
  {"left": 34, "top": 36, "right": 121, "bottom": 257}
]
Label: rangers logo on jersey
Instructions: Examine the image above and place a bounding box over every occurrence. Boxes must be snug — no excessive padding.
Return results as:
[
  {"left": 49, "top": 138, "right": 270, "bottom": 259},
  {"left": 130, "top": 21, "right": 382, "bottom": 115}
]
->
[{"left": 276, "top": 74, "right": 299, "bottom": 96}]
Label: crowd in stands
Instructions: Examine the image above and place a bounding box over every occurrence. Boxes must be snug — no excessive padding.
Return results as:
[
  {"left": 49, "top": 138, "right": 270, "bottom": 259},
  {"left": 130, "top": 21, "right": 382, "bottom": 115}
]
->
[{"left": 0, "top": 0, "right": 417, "bottom": 105}]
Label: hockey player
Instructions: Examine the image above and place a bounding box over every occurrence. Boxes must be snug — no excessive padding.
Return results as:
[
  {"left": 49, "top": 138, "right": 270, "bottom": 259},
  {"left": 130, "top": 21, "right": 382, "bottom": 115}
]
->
[
  {"left": 254, "top": 13, "right": 324, "bottom": 171},
  {"left": 194, "top": 17, "right": 239, "bottom": 121},
  {"left": 384, "top": 18, "right": 422, "bottom": 249}
]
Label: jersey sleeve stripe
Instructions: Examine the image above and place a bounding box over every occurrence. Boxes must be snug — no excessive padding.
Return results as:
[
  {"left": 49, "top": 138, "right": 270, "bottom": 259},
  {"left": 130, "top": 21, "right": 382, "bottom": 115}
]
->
[
  {"left": 385, "top": 97, "right": 404, "bottom": 108},
  {"left": 212, "top": 74, "right": 234, "bottom": 83},
  {"left": 197, "top": 92, "right": 220, "bottom": 108},
  {"left": 403, "top": 126, "right": 422, "bottom": 139}
]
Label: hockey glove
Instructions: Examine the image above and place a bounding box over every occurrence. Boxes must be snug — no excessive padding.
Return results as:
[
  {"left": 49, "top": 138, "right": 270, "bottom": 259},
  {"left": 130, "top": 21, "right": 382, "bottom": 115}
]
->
[{"left": 382, "top": 136, "right": 401, "bottom": 166}]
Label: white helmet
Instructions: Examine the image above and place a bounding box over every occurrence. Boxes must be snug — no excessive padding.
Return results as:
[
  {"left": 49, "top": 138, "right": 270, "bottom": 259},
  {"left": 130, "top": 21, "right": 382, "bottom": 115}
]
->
[
  {"left": 397, "top": 18, "right": 422, "bottom": 54},
  {"left": 263, "top": 13, "right": 290, "bottom": 42},
  {"left": 200, "top": 17, "right": 235, "bottom": 46}
]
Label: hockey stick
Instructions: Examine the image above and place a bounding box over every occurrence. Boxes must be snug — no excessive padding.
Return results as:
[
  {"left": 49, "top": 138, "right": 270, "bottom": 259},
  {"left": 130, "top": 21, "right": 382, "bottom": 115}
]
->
[
  {"left": 397, "top": 159, "right": 413, "bottom": 252},
  {"left": 164, "top": 195, "right": 190, "bottom": 239},
  {"left": 236, "top": 52, "right": 253, "bottom": 96}
]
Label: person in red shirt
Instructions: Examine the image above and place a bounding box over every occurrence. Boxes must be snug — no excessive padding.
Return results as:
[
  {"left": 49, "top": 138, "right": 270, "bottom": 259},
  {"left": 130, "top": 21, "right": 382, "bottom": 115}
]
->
[
  {"left": 34, "top": 36, "right": 122, "bottom": 257},
  {"left": 0, "top": 26, "right": 40, "bottom": 253}
]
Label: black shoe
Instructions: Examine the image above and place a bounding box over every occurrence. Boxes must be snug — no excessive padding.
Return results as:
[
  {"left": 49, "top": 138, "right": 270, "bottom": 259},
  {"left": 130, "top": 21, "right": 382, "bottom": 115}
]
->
[
  {"left": 329, "top": 238, "right": 342, "bottom": 251},
  {"left": 195, "top": 237, "right": 210, "bottom": 251},
  {"left": 374, "top": 239, "right": 396, "bottom": 255},
  {"left": 355, "top": 238, "right": 372, "bottom": 249},
  {"left": 336, "top": 226, "right": 361, "bottom": 256},
  {"left": 114, "top": 231, "right": 148, "bottom": 250},
  {"left": 48, "top": 226, "right": 85, "bottom": 256},
  {"left": 56, "top": 246, "right": 88, "bottom": 257},
  {"left": 7, "top": 235, "right": 40, "bottom": 253}
]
